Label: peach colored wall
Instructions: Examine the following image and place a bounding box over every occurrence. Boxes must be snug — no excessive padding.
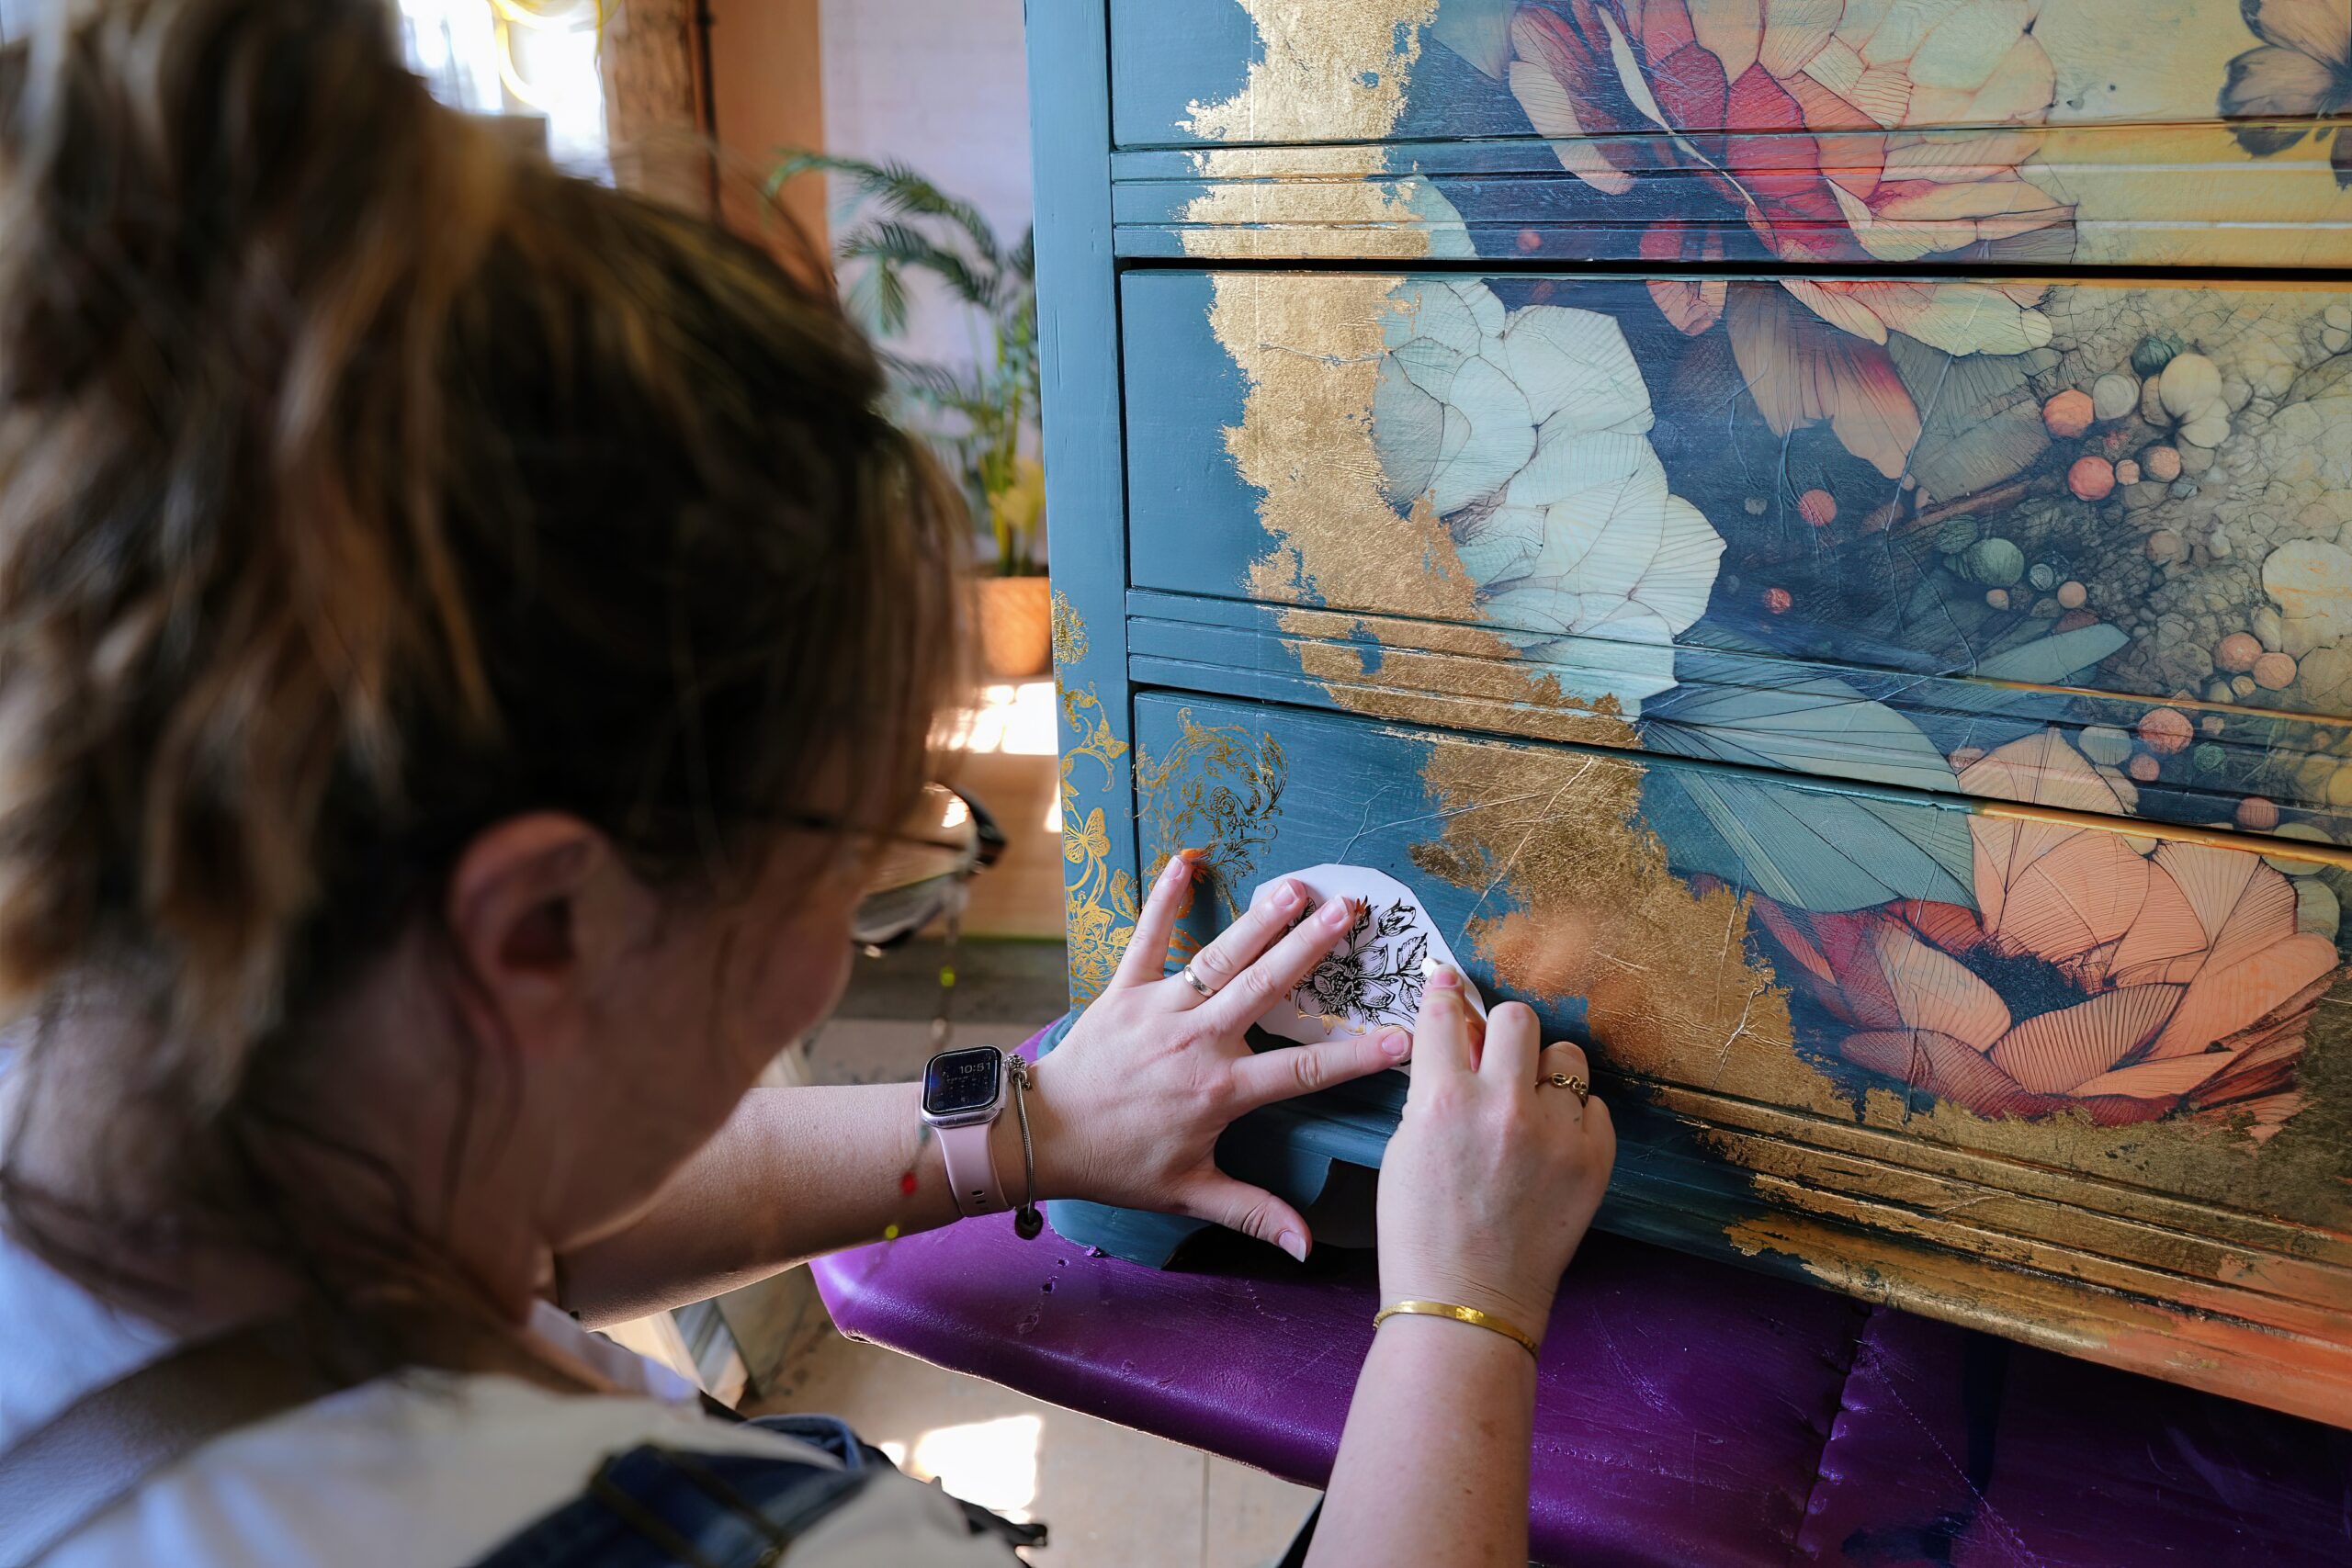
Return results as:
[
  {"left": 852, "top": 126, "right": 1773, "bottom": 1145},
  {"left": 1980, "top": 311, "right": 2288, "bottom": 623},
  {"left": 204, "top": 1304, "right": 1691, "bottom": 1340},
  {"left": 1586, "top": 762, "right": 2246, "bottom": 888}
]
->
[{"left": 706, "top": 0, "right": 827, "bottom": 245}]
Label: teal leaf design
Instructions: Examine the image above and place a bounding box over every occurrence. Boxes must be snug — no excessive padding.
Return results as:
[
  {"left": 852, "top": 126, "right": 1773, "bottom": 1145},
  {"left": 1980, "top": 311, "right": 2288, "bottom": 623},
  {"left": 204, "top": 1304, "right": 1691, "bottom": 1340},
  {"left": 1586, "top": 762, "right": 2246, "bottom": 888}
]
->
[
  {"left": 1642, "top": 672, "right": 1960, "bottom": 795},
  {"left": 1932, "top": 623, "right": 2132, "bottom": 718},
  {"left": 1971, "top": 623, "right": 2131, "bottom": 683},
  {"left": 1429, "top": 0, "right": 1517, "bottom": 79},
  {"left": 1641, "top": 675, "right": 1975, "bottom": 911},
  {"left": 1644, "top": 769, "right": 1977, "bottom": 912}
]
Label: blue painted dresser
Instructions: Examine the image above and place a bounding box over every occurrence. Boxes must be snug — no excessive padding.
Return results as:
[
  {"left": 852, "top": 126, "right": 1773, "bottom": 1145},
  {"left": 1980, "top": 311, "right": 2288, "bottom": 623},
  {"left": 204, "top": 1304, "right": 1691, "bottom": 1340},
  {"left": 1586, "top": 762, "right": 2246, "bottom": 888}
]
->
[{"left": 1027, "top": 0, "right": 2352, "bottom": 1426}]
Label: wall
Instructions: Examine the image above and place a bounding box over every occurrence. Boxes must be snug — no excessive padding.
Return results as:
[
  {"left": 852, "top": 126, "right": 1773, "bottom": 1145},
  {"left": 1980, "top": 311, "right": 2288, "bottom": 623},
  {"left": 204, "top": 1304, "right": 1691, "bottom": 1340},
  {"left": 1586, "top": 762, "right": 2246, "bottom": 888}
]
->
[
  {"left": 707, "top": 0, "right": 827, "bottom": 245},
  {"left": 816, "top": 0, "right": 1033, "bottom": 372}
]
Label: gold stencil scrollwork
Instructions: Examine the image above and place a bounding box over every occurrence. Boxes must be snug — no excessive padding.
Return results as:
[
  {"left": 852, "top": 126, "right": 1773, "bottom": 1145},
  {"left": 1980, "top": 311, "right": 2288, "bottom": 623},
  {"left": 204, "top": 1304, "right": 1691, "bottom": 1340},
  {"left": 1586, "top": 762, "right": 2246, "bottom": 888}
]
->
[
  {"left": 1136, "top": 708, "right": 1288, "bottom": 931},
  {"left": 1060, "top": 680, "right": 1136, "bottom": 1002},
  {"left": 1050, "top": 588, "right": 1088, "bottom": 670}
]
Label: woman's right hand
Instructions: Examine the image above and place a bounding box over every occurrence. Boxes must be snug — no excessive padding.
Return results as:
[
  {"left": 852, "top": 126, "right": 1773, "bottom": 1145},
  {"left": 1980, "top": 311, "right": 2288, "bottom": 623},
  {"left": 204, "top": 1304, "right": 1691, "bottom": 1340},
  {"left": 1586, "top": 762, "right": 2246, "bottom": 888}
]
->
[{"left": 1374, "top": 970, "right": 1615, "bottom": 1338}]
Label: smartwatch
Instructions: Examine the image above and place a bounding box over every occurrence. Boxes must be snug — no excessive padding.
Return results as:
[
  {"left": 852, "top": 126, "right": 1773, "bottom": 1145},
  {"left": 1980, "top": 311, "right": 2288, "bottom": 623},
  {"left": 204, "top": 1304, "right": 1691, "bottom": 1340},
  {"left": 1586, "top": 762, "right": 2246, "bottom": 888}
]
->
[{"left": 920, "top": 1045, "right": 1010, "bottom": 1216}]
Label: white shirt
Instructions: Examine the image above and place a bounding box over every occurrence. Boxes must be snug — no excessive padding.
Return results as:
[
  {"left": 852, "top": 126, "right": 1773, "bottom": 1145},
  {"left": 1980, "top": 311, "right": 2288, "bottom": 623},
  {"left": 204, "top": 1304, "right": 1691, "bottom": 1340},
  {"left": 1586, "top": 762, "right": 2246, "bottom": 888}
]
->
[{"left": 0, "top": 1232, "right": 1014, "bottom": 1566}]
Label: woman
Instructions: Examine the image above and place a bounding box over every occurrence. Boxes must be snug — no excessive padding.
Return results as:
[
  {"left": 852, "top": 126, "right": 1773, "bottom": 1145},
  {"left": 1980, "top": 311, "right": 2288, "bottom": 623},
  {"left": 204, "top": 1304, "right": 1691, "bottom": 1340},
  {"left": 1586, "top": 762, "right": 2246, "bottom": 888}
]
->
[{"left": 0, "top": 3, "right": 1614, "bottom": 1564}]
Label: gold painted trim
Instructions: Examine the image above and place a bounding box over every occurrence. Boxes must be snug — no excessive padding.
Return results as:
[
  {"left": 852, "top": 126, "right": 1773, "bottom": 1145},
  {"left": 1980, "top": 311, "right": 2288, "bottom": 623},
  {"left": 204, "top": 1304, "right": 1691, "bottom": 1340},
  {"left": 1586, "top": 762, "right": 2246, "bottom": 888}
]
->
[{"left": 1973, "top": 800, "right": 2352, "bottom": 871}]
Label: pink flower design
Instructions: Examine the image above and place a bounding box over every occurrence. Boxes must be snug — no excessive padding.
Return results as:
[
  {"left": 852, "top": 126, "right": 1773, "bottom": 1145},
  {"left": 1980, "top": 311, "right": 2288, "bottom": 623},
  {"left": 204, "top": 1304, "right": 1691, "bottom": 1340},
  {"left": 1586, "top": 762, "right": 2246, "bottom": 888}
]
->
[
  {"left": 1748, "top": 731, "right": 2337, "bottom": 1133},
  {"left": 1502, "top": 0, "right": 2075, "bottom": 476}
]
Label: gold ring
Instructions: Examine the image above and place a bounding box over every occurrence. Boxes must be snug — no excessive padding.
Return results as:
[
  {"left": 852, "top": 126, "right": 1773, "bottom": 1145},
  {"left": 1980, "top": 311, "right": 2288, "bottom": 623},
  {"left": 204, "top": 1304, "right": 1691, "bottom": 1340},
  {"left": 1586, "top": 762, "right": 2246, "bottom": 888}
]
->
[
  {"left": 1180, "top": 964, "right": 1215, "bottom": 998},
  {"left": 1546, "top": 1072, "right": 1589, "bottom": 1106}
]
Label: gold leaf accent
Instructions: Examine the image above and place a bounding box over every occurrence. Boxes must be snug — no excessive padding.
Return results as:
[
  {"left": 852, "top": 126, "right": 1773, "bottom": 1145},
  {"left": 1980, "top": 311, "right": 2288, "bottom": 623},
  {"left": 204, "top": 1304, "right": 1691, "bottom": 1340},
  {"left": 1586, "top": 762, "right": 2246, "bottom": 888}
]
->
[
  {"left": 1408, "top": 736, "right": 1811, "bottom": 1107},
  {"left": 1207, "top": 274, "right": 1487, "bottom": 620},
  {"left": 1173, "top": 6, "right": 1446, "bottom": 262},
  {"left": 1180, "top": 0, "right": 1436, "bottom": 144},
  {"left": 1179, "top": 164, "right": 1451, "bottom": 263}
]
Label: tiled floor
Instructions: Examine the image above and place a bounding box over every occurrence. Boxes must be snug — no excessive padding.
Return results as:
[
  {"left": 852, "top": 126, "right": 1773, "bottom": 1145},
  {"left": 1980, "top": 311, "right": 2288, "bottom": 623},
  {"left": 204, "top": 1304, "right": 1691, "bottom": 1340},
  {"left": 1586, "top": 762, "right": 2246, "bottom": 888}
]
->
[
  {"left": 741, "top": 957, "right": 1320, "bottom": 1568},
  {"left": 750, "top": 1321, "right": 1317, "bottom": 1566}
]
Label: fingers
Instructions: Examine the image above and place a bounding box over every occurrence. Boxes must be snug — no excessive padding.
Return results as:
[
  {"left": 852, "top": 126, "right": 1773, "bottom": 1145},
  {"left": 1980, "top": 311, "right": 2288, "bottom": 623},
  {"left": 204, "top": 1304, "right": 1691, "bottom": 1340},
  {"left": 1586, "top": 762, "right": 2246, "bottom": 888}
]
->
[
  {"left": 1539, "top": 1038, "right": 1593, "bottom": 1122},
  {"left": 1196, "top": 890, "right": 1359, "bottom": 1035},
  {"left": 1580, "top": 1100, "right": 1618, "bottom": 1170},
  {"left": 1110, "top": 851, "right": 1198, "bottom": 991},
  {"left": 1478, "top": 1001, "right": 1541, "bottom": 1085},
  {"left": 1228, "top": 1026, "right": 1411, "bottom": 1111},
  {"left": 1178, "top": 1169, "right": 1311, "bottom": 1262},
  {"left": 1405, "top": 964, "right": 1477, "bottom": 1087},
  {"left": 1538, "top": 1037, "right": 1590, "bottom": 1086},
  {"left": 1171, "top": 875, "right": 1308, "bottom": 1009},
  {"left": 1583, "top": 1094, "right": 1617, "bottom": 1167}
]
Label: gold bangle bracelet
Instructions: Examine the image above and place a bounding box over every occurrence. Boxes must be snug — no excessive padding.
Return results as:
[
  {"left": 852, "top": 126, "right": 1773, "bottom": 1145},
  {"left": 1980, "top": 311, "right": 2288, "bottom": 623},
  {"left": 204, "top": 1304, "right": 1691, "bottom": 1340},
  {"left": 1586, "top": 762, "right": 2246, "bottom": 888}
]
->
[{"left": 1373, "top": 1299, "right": 1542, "bottom": 1359}]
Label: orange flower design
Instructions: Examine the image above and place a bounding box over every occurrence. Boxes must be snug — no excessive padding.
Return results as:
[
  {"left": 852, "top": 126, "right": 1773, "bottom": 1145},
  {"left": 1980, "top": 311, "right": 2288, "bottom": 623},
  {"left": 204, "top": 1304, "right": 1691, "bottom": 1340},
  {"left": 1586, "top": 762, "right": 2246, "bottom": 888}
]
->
[
  {"left": 1502, "top": 0, "right": 2075, "bottom": 476},
  {"left": 1749, "top": 731, "right": 2337, "bottom": 1134}
]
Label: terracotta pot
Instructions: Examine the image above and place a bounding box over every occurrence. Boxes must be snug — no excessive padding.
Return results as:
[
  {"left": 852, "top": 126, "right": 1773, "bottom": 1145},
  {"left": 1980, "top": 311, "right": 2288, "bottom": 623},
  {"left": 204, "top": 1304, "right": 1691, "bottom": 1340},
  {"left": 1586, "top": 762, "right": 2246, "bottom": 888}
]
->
[{"left": 974, "top": 574, "right": 1053, "bottom": 678}]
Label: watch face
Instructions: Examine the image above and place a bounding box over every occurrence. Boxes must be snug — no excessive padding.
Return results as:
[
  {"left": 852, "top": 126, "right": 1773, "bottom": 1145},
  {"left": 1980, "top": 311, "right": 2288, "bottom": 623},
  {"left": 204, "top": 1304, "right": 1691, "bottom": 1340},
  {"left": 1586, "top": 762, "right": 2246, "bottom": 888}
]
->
[{"left": 922, "top": 1047, "right": 1002, "bottom": 1118}]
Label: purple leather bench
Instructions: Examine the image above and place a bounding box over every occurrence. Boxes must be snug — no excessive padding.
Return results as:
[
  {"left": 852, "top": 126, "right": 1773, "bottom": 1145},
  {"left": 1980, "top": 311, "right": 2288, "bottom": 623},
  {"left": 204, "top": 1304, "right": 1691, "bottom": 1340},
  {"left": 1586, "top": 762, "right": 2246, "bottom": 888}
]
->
[{"left": 811, "top": 1044, "right": 2352, "bottom": 1565}]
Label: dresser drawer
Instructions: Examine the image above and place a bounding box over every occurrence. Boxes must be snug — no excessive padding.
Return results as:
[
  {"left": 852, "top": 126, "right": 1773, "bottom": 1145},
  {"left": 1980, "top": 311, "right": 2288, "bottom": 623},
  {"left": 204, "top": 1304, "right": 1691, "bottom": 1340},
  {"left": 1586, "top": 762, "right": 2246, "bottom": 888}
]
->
[
  {"left": 1033, "top": 0, "right": 2352, "bottom": 1424},
  {"left": 1107, "top": 0, "right": 2352, "bottom": 267},
  {"left": 1125, "top": 688, "right": 2352, "bottom": 1422},
  {"left": 1124, "top": 265, "right": 2352, "bottom": 840}
]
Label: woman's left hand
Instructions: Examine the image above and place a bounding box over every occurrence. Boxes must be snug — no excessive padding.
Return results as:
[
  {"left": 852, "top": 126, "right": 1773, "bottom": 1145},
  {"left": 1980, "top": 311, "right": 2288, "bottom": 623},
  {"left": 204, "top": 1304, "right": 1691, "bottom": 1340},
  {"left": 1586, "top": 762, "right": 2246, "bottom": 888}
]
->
[{"left": 1025, "top": 852, "right": 1410, "bottom": 1260}]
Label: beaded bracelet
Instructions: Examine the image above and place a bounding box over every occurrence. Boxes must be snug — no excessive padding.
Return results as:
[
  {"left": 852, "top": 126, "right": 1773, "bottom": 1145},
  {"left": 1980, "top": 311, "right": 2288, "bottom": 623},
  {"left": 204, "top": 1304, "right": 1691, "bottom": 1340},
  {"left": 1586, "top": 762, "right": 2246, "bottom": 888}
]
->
[{"left": 1006, "top": 1055, "right": 1043, "bottom": 1239}]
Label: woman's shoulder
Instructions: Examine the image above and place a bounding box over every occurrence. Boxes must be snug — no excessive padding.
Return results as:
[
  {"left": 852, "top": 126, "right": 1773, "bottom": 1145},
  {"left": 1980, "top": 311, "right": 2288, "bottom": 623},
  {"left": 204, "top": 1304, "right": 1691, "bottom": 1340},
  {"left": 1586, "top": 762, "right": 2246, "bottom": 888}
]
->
[
  {"left": 55, "top": 1371, "right": 1013, "bottom": 1566},
  {"left": 50, "top": 1371, "right": 791, "bottom": 1565},
  {"left": 0, "top": 1235, "right": 1008, "bottom": 1566},
  {"left": 0, "top": 1221, "right": 173, "bottom": 1444}
]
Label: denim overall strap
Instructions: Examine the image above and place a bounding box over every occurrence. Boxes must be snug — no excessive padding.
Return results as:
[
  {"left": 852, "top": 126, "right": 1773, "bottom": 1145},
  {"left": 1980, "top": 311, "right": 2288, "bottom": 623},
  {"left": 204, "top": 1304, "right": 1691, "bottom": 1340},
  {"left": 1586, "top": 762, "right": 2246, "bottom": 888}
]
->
[{"left": 469, "top": 1415, "right": 1044, "bottom": 1567}]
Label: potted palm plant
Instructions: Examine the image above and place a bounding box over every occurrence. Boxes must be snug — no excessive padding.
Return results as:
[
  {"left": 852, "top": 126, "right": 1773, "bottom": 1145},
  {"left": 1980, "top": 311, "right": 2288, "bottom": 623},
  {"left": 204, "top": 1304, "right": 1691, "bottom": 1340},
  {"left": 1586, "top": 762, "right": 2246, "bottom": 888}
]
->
[{"left": 770, "top": 152, "right": 1049, "bottom": 677}]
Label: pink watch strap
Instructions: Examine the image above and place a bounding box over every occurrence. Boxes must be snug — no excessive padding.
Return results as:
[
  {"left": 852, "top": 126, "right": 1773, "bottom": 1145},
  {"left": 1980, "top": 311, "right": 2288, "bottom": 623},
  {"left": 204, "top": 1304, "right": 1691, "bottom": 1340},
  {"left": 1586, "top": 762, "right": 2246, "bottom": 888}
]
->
[{"left": 937, "top": 1120, "right": 1009, "bottom": 1216}]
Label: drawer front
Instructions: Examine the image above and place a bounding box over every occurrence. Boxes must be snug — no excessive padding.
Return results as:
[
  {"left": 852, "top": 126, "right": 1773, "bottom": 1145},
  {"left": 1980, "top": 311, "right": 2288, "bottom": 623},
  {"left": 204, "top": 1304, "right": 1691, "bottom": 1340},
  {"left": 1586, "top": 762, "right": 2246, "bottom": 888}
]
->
[
  {"left": 1107, "top": 0, "right": 2352, "bottom": 266},
  {"left": 1036, "top": 0, "right": 2352, "bottom": 1420},
  {"left": 1132, "top": 689, "right": 2352, "bottom": 1421},
  {"left": 1124, "top": 266, "right": 2352, "bottom": 841}
]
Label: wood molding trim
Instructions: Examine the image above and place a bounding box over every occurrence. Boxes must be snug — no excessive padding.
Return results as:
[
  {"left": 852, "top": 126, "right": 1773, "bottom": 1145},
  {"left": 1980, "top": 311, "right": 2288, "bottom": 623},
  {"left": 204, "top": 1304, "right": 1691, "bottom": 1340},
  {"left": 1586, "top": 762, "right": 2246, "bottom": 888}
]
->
[{"left": 600, "top": 0, "right": 717, "bottom": 217}]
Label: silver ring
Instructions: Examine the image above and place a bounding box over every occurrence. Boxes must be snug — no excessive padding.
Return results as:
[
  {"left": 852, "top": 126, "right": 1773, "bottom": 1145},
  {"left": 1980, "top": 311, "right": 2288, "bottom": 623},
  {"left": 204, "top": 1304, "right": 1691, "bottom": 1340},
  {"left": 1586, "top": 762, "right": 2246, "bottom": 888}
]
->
[{"left": 1180, "top": 964, "right": 1215, "bottom": 998}]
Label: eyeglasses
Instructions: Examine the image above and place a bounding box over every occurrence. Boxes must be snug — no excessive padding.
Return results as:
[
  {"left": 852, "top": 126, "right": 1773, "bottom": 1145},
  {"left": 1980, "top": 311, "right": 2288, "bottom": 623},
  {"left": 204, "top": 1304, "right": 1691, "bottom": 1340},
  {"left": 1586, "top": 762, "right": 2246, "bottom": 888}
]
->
[{"left": 850, "top": 783, "right": 1005, "bottom": 953}]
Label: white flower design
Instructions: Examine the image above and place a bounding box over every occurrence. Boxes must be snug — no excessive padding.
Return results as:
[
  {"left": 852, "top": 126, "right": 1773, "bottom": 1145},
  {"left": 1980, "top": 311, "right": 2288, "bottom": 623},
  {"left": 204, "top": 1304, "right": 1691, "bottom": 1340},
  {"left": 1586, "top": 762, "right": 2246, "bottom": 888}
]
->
[{"left": 1373, "top": 279, "right": 1724, "bottom": 704}]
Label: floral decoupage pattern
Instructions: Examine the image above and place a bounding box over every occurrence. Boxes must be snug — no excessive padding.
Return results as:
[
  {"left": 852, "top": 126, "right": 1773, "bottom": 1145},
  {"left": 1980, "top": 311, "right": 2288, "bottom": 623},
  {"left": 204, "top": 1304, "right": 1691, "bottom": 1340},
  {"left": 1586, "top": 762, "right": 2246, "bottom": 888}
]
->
[
  {"left": 1246, "top": 864, "right": 1487, "bottom": 1050},
  {"left": 1490, "top": 0, "right": 2076, "bottom": 480},
  {"left": 1154, "top": 1, "right": 2352, "bottom": 1147},
  {"left": 1293, "top": 265, "right": 2352, "bottom": 1137},
  {"left": 1743, "top": 730, "right": 2338, "bottom": 1137},
  {"left": 2222, "top": 0, "right": 2352, "bottom": 185}
]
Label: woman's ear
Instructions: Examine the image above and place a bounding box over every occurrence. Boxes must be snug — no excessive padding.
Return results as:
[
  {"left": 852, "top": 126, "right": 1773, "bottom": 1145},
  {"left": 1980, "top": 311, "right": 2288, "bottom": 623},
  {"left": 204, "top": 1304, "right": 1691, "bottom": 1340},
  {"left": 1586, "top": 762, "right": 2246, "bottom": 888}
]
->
[{"left": 443, "top": 814, "right": 614, "bottom": 1057}]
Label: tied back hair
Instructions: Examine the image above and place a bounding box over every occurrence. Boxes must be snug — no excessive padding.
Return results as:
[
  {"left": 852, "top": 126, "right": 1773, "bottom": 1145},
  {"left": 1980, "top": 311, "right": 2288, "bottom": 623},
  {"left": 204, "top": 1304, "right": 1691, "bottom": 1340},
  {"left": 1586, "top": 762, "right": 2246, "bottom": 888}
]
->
[{"left": 0, "top": 0, "right": 969, "bottom": 1303}]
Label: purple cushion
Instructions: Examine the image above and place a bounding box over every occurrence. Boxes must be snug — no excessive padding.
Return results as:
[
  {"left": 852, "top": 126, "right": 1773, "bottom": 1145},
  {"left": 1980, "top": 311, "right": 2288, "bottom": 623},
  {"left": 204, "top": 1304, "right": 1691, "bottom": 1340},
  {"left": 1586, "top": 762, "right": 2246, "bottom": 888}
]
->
[
  {"left": 1800, "top": 1310, "right": 2352, "bottom": 1566},
  {"left": 816, "top": 1214, "right": 1863, "bottom": 1567},
  {"left": 809, "top": 1029, "right": 2352, "bottom": 1565}
]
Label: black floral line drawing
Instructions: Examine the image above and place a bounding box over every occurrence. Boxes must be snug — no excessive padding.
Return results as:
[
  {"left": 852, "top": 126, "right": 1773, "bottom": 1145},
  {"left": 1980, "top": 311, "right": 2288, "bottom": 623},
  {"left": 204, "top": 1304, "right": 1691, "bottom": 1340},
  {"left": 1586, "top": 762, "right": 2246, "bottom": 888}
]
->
[{"left": 1289, "top": 897, "right": 1429, "bottom": 1033}]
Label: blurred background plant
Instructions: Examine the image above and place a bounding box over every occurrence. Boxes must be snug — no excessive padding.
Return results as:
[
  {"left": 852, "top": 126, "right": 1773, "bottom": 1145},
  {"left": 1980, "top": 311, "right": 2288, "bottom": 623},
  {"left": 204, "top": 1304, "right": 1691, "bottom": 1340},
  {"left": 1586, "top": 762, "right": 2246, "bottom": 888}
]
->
[{"left": 772, "top": 151, "right": 1044, "bottom": 580}]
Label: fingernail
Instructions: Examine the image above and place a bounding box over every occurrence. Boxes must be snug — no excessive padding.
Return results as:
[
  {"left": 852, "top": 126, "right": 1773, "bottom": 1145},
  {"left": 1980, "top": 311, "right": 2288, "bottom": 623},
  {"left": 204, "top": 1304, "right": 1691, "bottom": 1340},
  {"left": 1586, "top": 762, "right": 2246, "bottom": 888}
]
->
[
  {"left": 1272, "top": 879, "right": 1302, "bottom": 911},
  {"left": 1276, "top": 1229, "right": 1307, "bottom": 1262},
  {"left": 1423, "top": 959, "right": 1461, "bottom": 989},
  {"left": 1319, "top": 897, "right": 1352, "bottom": 929},
  {"left": 1377, "top": 1028, "right": 1411, "bottom": 1060},
  {"left": 1160, "top": 855, "right": 1190, "bottom": 888},
  {"left": 1179, "top": 846, "right": 1210, "bottom": 863}
]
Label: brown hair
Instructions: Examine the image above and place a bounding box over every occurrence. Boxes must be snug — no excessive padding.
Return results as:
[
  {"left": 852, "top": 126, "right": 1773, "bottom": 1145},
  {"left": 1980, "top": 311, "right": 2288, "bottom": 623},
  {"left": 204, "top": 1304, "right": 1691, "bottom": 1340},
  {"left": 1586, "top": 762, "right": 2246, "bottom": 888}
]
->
[{"left": 0, "top": 0, "right": 967, "bottom": 1294}]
